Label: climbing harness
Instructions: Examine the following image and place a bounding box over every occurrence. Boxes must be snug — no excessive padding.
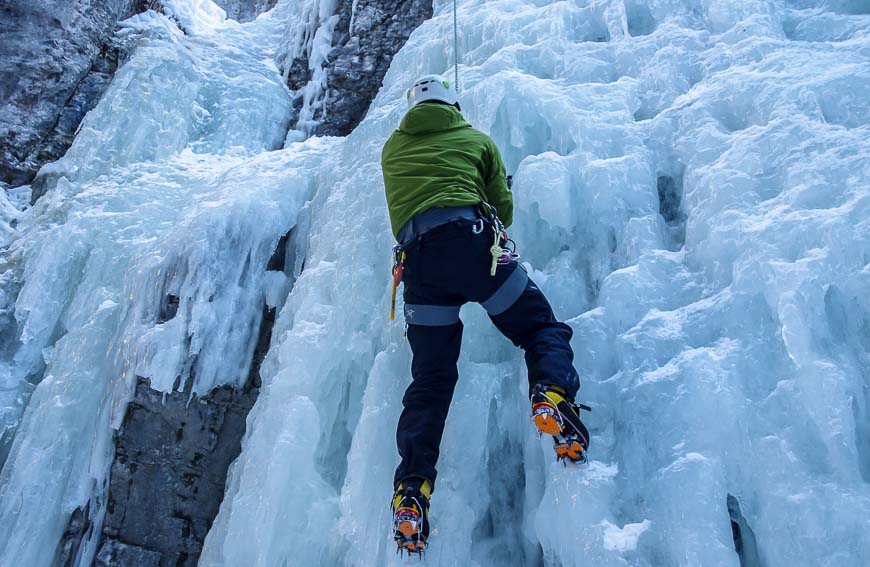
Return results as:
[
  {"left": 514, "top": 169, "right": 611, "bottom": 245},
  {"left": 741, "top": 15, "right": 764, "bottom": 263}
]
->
[
  {"left": 389, "top": 200, "right": 520, "bottom": 321},
  {"left": 390, "top": 245, "right": 406, "bottom": 321}
]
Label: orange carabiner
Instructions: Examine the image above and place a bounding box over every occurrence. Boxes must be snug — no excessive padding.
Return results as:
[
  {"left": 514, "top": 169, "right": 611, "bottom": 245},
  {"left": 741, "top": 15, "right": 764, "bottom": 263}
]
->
[{"left": 390, "top": 251, "right": 406, "bottom": 321}]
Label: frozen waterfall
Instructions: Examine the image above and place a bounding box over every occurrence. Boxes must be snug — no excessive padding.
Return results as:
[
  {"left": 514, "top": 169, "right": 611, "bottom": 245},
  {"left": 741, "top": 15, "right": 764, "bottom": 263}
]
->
[{"left": 2, "top": 0, "right": 869, "bottom": 566}]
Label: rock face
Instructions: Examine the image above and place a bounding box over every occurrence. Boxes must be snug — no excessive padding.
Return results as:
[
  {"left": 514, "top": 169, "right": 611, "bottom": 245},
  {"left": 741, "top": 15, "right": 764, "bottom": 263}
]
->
[
  {"left": 30, "top": 1, "right": 435, "bottom": 563},
  {"left": 214, "top": 0, "right": 278, "bottom": 23},
  {"left": 290, "top": 0, "right": 434, "bottom": 137},
  {"left": 315, "top": 0, "right": 433, "bottom": 136},
  {"left": 27, "top": 44, "right": 125, "bottom": 190},
  {"left": 80, "top": 231, "right": 286, "bottom": 566},
  {"left": 94, "top": 376, "right": 260, "bottom": 566},
  {"left": 0, "top": 0, "right": 138, "bottom": 187},
  {"left": 94, "top": 539, "right": 164, "bottom": 567},
  {"left": 0, "top": 0, "right": 412, "bottom": 187},
  {"left": 0, "top": 0, "right": 281, "bottom": 189}
]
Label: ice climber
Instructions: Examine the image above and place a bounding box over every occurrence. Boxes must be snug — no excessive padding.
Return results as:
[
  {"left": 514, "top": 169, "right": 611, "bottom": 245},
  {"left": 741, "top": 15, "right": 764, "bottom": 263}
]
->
[{"left": 381, "top": 75, "right": 591, "bottom": 554}]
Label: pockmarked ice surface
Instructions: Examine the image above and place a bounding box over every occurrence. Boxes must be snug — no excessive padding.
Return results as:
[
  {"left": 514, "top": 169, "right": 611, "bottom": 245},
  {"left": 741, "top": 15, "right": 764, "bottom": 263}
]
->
[{"left": 1, "top": 0, "right": 868, "bottom": 566}]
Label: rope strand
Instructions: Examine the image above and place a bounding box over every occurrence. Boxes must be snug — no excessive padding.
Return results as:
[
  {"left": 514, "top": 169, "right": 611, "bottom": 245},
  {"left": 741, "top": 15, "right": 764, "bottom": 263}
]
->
[{"left": 453, "top": 0, "right": 460, "bottom": 94}]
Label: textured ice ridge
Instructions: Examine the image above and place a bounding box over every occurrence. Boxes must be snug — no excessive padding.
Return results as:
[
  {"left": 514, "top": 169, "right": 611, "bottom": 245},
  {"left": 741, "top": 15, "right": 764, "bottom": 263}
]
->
[
  {"left": 0, "top": 0, "right": 869, "bottom": 566},
  {"left": 204, "top": 1, "right": 870, "bottom": 566},
  {"left": 0, "top": 2, "right": 330, "bottom": 564}
]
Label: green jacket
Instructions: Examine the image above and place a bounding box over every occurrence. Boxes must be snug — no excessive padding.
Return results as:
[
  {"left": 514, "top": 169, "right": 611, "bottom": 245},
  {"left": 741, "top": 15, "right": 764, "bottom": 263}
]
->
[{"left": 381, "top": 103, "right": 512, "bottom": 238}]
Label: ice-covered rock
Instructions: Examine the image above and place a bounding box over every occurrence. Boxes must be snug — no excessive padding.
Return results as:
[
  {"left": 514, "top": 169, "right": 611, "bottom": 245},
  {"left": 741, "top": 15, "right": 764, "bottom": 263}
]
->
[
  {"left": 315, "top": 0, "right": 435, "bottom": 136},
  {"left": 1, "top": 0, "right": 869, "bottom": 566},
  {"left": 0, "top": 0, "right": 139, "bottom": 186},
  {"left": 214, "top": 0, "right": 279, "bottom": 23},
  {"left": 0, "top": 3, "right": 324, "bottom": 564},
  {"left": 204, "top": 1, "right": 870, "bottom": 565},
  {"left": 277, "top": 0, "right": 434, "bottom": 141}
]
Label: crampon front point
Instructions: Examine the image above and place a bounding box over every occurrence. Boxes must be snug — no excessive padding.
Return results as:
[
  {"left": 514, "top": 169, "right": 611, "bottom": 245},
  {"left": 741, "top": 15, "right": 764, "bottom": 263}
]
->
[
  {"left": 531, "top": 385, "right": 591, "bottom": 464},
  {"left": 392, "top": 480, "right": 431, "bottom": 557},
  {"left": 532, "top": 399, "right": 564, "bottom": 436},
  {"left": 394, "top": 506, "right": 427, "bottom": 556}
]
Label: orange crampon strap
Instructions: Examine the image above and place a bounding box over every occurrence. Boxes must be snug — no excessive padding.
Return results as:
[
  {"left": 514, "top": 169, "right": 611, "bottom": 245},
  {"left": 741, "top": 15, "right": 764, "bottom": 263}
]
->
[
  {"left": 393, "top": 502, "right": 427, "bottom": 555},
  {"left": 393, "top": 480, "right": 431, "bottom": 555},
  {"left": 395, "top": 507, "right": 421, "bottom": 537},
  {"left": 532, "top": 401, "right": 563, "bottom": 436},
  {"left": 530, "top": 385, "right": 592, "bottom": 464}
]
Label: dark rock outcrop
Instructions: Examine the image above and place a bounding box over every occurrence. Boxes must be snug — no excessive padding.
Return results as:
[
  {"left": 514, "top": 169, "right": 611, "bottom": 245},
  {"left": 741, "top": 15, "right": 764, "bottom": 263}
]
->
[
  {"left": 289, "top": 0, "right": 434, "bottom": 137},
  {"left": 0, "top": 0, "right": 280, "bottom": 189},
  {"left": 0, "top": 0, "right": 139, "bottom": 187},
  {"left": 94, "top": 540, "right": 164, "bottom": 567},
  {"left": 94, "top": 375, "right": 259, "bottom": 566},
  {"left": 76, "top": 229, "right": 289, "bottom": 567},
  {"left": 25, "top": 44, "right": 125, "bottom": 189},
  {"left": 214, "top": 0, "right": 278, "bottom": 23},
  {"left": 316, "top": 0, "right": 433, "bottom": 136}
]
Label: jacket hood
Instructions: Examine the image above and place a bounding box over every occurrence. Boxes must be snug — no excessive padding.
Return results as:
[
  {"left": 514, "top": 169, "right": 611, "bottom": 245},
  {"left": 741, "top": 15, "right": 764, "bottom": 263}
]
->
[{"left": 398, "top": 103, "right": 470, "bottom": 135}]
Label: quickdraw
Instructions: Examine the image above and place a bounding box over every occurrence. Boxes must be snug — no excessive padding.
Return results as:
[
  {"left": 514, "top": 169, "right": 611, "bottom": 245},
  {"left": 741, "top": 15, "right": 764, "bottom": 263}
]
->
[
  {"left": 479, "top": 201, "right": 519, "bottom": 276},
  {"left": 390, "top": 245, "right": 406, "bottom": 321}
]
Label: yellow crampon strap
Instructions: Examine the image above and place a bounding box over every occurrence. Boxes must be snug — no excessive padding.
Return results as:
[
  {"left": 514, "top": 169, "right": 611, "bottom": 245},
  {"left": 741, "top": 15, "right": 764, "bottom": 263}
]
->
[{"left": 393, "top": 479, "right": 433, "bottom": 510}]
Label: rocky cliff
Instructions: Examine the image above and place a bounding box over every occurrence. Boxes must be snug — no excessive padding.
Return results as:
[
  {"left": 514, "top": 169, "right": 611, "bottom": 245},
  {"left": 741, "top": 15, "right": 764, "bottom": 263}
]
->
[
  {"left": 0, "top": 0, "right": 139, "bottom": 187},
  {"left": 16, "top": 1, "right": 434, "bottom": 565},
  {"left": 217, "top": 0, "right": 278, "bottom": 22},
  {"left": 0, "top": 0, "right": 281, "bottom": 190},
  {"left": 313, "top": 0, "right": 434, "bottom": 136}
]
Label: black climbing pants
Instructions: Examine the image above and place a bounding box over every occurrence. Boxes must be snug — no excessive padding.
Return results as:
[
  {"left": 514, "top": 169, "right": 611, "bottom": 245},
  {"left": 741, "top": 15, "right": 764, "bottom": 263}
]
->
[{"left": 394, "top": 218, "right": 579, "bottom": 488}]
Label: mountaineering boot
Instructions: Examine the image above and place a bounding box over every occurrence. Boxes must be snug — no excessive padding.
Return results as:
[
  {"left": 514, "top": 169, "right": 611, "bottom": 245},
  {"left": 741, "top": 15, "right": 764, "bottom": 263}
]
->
[
  {"left": 392, "top": 479, "right": 432, "bottom": 555},
  {"left": 531, "top": 384, "right": 591, "bottom": 463}
]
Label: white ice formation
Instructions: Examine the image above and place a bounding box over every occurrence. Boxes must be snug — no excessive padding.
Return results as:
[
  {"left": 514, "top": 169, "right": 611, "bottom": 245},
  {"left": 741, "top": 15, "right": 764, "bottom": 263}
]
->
[
  {"left": 277, "top": 0, "right": 342, "bottom": 142},
  {"left": 1, "top": 0, "right": 869, "bottom": 566}
]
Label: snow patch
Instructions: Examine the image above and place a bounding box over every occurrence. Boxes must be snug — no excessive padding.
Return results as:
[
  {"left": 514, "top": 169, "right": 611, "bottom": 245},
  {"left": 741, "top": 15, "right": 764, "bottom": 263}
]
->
[
  {"left": 161, "top": 0, "right": 228, "bottom": 35},
  {"left": 602, "top": 519, "right": 652, "bottom": 553}
]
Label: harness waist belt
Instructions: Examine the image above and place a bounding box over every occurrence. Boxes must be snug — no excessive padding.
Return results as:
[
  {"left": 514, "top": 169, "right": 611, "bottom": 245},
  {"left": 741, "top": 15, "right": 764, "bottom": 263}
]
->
[{"left": 397, "top": 205, "right": 480, "bottom": 246}]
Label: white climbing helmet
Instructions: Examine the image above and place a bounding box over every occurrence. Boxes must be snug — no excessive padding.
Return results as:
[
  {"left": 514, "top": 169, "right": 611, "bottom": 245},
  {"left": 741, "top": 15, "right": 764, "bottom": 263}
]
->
[{"left": 406, "top": 74, "right": 460, "bottom": 109}]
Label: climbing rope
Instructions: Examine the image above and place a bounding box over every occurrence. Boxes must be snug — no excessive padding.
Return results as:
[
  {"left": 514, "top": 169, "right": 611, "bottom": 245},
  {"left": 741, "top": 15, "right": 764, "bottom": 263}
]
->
[{"left": 453, "top": 0, "right": 460, "bottom": 94}]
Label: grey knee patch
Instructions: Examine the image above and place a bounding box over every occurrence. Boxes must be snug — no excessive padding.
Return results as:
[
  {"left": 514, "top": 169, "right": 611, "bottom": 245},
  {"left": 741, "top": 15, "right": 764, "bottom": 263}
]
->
[
  {"left": 404, "top": 304, "right": 461, "bottom": 326},
  {"left": 481, "top": 267, "right": 529, "bottom": 315}
]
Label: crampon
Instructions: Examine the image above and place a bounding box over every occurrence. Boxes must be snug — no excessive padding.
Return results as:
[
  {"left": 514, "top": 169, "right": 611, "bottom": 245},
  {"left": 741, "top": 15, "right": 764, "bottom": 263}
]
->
[
  {"left": 392, "top": 481, "right": 430, "bottom": 557},
  {"left": 531, "top": 384, "right": 591, "bottom": 464}
]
